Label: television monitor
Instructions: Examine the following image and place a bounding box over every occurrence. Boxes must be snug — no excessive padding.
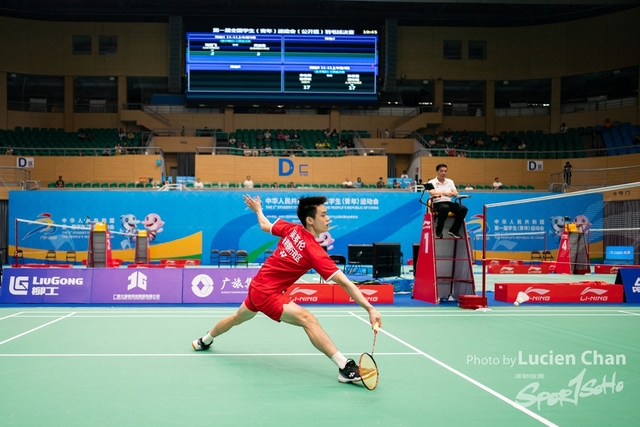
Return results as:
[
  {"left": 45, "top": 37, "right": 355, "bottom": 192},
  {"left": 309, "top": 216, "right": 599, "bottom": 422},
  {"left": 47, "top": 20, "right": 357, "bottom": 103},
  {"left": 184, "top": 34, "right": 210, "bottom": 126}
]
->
[
  {"left": 373, "top": 242, "right": 402, "bottom": 279},
  {"left": 348, "top": 244, "right": 373, "bottom": 265},
  {"left": 185, "top": 28, "right": 378, "bottom": 105}
]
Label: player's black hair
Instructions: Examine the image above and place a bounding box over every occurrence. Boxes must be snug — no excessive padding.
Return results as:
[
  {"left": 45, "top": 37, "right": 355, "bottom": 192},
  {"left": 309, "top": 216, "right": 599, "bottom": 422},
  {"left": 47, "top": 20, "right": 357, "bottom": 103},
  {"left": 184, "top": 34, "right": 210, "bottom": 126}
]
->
[
  {"left": 297, "top": 196, "right": 328, "bottom": 226},
  {"left": 435, "top": 163, "right": 447, "bottom": 171}
]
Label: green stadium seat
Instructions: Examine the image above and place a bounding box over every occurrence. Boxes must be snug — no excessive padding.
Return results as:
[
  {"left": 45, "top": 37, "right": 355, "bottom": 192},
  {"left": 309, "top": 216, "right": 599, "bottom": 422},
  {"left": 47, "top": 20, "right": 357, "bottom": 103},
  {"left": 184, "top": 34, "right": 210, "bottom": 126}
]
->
[
  {"left": 100, "top": 183, "right": 109, "bottom": 188},
  {"left": 65, "top": 182, "right": 73, "bottom": 188},
  {"left": 109, "top": 182, "right": 118, "bottom": 188},
  {"left": 118, "top": 182, "right": 127, "bottom": 188},
  {"left": 47, "top": 182, "right": 55, "bottom": 188},
  {"left": 83, "top": 182, "right": 91, "bottom": 188},
  {"left": 73, "top": 182, "right": 82, "bottom": 188},
  {"left": 91, "top": 182, "right": 100, "bottom": 188},
  {"left": 127, "top": 182, "right": 136, "bottom": 188}
]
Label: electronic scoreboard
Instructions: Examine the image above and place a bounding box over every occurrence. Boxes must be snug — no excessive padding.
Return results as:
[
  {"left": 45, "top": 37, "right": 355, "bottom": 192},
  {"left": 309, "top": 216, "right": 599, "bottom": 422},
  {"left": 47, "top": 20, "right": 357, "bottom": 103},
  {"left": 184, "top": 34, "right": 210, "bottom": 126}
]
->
[{"left": 186, "top": 28, "right": 379, "bottom": 104}]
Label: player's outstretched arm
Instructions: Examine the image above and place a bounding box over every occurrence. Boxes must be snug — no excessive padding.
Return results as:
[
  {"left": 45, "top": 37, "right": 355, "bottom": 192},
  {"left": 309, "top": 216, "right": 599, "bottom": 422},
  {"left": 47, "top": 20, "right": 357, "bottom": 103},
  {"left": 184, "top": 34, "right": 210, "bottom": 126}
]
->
[
  {"left": 331, "top": 271, "right": 382, "bottom": 329},
  {"left": 243, "top": 194, "right": 272, "bottom": 232}
]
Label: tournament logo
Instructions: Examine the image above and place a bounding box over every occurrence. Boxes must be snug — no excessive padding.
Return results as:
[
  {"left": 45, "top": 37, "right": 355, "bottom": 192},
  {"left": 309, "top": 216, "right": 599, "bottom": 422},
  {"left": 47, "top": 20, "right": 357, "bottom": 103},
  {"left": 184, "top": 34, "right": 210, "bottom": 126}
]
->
[{"left": 191, "top": 274, "right": 214, "bottom": 298}]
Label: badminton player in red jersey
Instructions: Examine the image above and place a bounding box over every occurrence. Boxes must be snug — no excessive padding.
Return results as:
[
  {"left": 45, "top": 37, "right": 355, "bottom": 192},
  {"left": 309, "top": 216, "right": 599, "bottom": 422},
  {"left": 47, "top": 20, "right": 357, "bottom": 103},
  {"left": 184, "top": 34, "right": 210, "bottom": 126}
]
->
[{"left": 192, "top": 194, "right": 383, "bottom": 383}]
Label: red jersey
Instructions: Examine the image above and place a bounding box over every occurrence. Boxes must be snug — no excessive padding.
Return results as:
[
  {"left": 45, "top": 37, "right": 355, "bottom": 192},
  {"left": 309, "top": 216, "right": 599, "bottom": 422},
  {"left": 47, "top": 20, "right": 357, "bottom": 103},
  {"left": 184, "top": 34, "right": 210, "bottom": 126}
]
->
[{"left": 250, "top": 219, "right": 339, "bottom": 294}]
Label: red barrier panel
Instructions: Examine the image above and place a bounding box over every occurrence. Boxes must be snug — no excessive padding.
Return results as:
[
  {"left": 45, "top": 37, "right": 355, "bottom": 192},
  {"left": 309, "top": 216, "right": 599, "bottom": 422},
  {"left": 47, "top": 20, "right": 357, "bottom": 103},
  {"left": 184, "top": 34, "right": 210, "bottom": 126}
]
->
[
  {"left": 332, "top": 284, "right": 394, "bottom": 304},
  {"left": 16, "top": 264, "right": 74, "bottom": 268},
  {"left": 495, "top": 282, "right": 624, "bottom": 303},
  {"left": 594, "top": 264, "right": 640, "bottom": 274},
  {"left": 488, "top": 259, "right": 523, "bottom": 265},
  {"left": 487, "top": 264, "right": 550, "bottom": 274},
  {"left": 283, "top": 284, "right": 334, "bottom": 304}
]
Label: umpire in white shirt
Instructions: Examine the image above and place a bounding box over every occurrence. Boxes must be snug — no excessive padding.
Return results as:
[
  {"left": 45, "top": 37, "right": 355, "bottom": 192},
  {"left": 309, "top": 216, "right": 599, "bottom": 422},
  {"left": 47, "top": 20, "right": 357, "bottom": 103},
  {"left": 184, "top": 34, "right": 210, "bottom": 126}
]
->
[{"left": 426, "top": 163, "right": 468, "bottom": 238}]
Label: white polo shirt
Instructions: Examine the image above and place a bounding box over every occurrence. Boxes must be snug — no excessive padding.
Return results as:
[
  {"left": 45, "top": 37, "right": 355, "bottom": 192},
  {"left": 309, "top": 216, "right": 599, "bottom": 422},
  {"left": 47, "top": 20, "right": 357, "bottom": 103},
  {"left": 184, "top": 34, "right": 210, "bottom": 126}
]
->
[{"left": 428, "top": 177, "right": 457, "bottom": 203}]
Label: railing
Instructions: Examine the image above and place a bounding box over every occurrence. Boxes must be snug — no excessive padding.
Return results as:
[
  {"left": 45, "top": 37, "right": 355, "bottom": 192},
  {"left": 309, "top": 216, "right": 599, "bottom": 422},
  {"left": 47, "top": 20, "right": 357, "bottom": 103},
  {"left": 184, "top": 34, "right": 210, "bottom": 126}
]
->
[
  {"left": 7, "top": 102, "right": 65, "bottom": 113},
  {"left": 561, "top": 97, "right": 638, "bottom": 114},
  {"left": 549, "top": 165, "right": 640, "bottom": 189},
  {"left": 74, "top": 103, "right": 118, "bottom": 113},
  {"left": 443, "top": 103, "right": 484, "bottom": 117},
  {"left": 494, "top": 106, "right": 550, "bottom": 117},
  {"left": 339, "top": 106, "right": 440, "bottom": 116},
  {"left": 3, "top": 147, "right": 164, "bottom": 156},
  {"left": 195, "top": 147, "right": 385, "bottom": 156},
  {"left": 0, "top": 167, "right": 32, "bottom": 187},
  {"left": 413, "top": 146, "right": 609, "bottom": 160},
  {"left": 121, "top": 103, "right": 170, "bottom": 122}
]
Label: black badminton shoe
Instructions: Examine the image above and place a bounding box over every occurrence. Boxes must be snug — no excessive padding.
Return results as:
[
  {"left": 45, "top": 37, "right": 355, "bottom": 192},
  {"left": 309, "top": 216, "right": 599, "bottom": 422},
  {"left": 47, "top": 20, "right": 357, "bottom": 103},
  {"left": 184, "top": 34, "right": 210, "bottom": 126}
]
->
[
  {"left": 448, "top": 231, "right": 463, "bottom": 239},
  {"left": 338, "top": 359, "right": 362, "bottom": 383}
]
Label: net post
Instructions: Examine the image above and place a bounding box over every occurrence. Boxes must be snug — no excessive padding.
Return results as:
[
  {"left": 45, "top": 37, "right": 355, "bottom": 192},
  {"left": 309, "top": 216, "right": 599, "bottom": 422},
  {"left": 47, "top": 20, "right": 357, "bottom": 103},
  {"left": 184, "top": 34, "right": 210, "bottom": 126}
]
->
[
  {"left": 482, "top": 204, "right": 487, "bottom": 298},
  {"left": 13, "top": 218, "right": 18, "bottom": 267}
]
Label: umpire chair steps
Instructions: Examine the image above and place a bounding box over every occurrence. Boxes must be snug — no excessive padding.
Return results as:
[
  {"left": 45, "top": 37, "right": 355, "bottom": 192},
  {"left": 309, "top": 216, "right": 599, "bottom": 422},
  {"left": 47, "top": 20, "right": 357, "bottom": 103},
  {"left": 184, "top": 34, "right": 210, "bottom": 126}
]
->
[{"left": 413, "top": 195, "right": 478, "bottom": 306}]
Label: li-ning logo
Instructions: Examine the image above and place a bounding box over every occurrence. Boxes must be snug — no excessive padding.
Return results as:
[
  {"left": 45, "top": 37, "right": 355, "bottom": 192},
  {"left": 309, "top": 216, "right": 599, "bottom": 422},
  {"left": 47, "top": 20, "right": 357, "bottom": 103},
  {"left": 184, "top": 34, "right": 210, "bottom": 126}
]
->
[
  {"left": 290, "top": 287, "right": 317, "bottom": 296},
  {"left": 524, "top": 287, "right": 551, "bottom": 301},
  {"left": 127, "top": 271, "right": 148, "bottom": 291},
  {"left": 580, "top": 287, "right": 609, "bottom": 302},
  {"left": 352, "top": 288, "right": 379, "bottom": 302},
  {"left": 191, "top": 274, "right": 214, "bottom": 298},
  {"left": 527, "top": 267, "right": 542, "bottom": 274},
  {"left": 289, "top": 287, "right": 318, "bottom": 302},
  {"left": 9, "top": 276, "right": 29, "bottom": 295},
  {"left": 500, "top": 267, "right": 514, "bottom": 274}
]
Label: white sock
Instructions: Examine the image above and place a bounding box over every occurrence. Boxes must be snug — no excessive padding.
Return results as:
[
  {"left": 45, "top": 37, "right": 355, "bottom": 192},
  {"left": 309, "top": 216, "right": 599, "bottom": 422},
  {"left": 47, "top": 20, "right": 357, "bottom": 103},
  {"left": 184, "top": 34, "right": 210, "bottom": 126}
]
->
[
  {"left": 202, "top": 333, "right": 214, "bottom": 345},
  {"left": 331, "top": 352, "right": 348, "bottom": 369}
]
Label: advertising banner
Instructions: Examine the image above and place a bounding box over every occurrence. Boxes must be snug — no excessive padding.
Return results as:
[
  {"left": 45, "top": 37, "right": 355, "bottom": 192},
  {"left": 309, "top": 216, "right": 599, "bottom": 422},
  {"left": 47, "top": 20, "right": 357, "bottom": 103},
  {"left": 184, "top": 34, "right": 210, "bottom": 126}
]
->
[
  {"left": 0, "top": 268, "right": 92, "bottom": 303},
  {"left": 332, "top": 284, "right": 394, "bottom": 304},
  {"left": 91, "top": 268, "right": 183, "bottom": 303},
  {"left": 495, "top": 282, "right": 624, "bottom": 304},
  {"left": 487, "top": 264, "right": 551, "bottom": 274},
  {"left": 615, "top": 268, "right": 640, "bottom": 303},
  {"left": 182, "top": 268, "right": 258, "bottom": 303},
  {"left": 283, "top": 284, "right": 334, "bottom": 304}
]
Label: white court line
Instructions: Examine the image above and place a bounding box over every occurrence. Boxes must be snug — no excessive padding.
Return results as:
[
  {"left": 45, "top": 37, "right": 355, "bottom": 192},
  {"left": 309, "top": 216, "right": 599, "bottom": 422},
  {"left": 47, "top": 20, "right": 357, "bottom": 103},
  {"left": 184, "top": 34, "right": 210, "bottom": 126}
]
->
[
  {"left": 348, "top": 312, "right": 560, "bottom": 427},
  {"left": 0, "top": 352, "right": 418, "bottom": 357},
  {"left": 618, "top": 310, "right": 640, "bottom": 316},
  {"left": 0, "top": 312, "right": 23, "bottom": 321},
  {"left": 0, "top": 312, "right": 76, "bottom": 347}
]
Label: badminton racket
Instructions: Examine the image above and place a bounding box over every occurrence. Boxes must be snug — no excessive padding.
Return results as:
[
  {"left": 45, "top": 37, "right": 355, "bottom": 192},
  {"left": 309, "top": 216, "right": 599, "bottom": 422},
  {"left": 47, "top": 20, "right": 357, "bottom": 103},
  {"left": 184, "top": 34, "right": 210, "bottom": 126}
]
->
[{"left": 358, "top": 322, "right": 380, "bottom": 390}]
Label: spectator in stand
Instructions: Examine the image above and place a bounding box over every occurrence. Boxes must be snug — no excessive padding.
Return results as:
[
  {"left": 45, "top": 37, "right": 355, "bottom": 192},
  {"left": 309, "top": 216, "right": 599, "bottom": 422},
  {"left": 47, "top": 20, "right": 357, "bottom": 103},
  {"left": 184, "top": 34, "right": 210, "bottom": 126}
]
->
[
  {"left": 492, "top": 177, "right": 503, "bottom": 190},
  {"left": 55, "top": 175, "right": 65, "bottom": 188},
  {"left": 118, "top": 128, "right": 126, "bottom": 141},
  {"left": 277, "top": 131, "right": 285, "bottom": 141},
  {"left": 444, "top": 134, "right": 452, "bottom": 144},
  {"left": 376, "top": 177, "right": 385, "bottom": 189},
  {"left": 78, "top": 132, "right": 86, "bottom": 140},
  {"left": 563, "top": 162, "right": 573, "bottom": 186},
  {"left": 229, "top": 135, "right": 237, "bottom": 145},
  {"left": 324, "top": 128, "right": 331, "bottom": 138},
  {"left": 342, "top": 178, "right": 353, "bottom": 188},
  {"left": 400, "top": 170, "right": 409, "bottom": 178},
  {"left": 331, "top": 129, "right": 338, "bottom": 137},
  {"left": 193, "top": 178, "right": 204, "bottom": 189},
  {"left": 264, "top": 144, "right": 272, "bottom": 155},
  {"left": 5, "top": 145, "right": 13, "bottom": 155},
  {"left": 464, "top": 183, "right": 474, "bottom": 190},
  {"left": 491, "top": 134, "right": 499, "bottom": 143},
  {"left": 287, "top": 181, "right": 295, "bottom": 188},
  {"left": 271, "top": 182, "right": 278, "bottom": 188},
  {"left": 127, "top": 131, "right": 135, "bottom": 142},
  {"left": 114, "top": 143, "right": 123, "bottom": 155},
  {"left": 603, "top": 119, "right": 613, "bottom": 130},
  {"left": 384, "top": 129, "right": 390, "bottom": 138},
  {"left": 315, "top": 140, "right": 323, "bottom": 149},
  {"left": 503, "top": 143, "right": 510, "bottom": 151},
  {"left": 518, "top": 141, "right": 527, "bottom": 151},
  {"left": 353, "top": 177, "right": 363, "bottom": 188},
  {"left": 392, "top": 179, "right": 401, "bottom": 189},
  {"left": 263, "top": 130, "right": 272, "bottom": 142},
  {"left": 292, "top": 131, "right": 300, "bottom": 141},
  {"left": 476, "top": 137, "right": 484, "bottom": 147},
  {"left": 560, "top": 123, "right": 568, "bottom": 133},
  {"left": 428, "top": 136, "right": 436, "bottom": 147},
  {"left": 243, "top": 175, "right": 254, "bottom": 189},
  {"left": 251, "top": 146, "right": 259, "bottom": 157}
]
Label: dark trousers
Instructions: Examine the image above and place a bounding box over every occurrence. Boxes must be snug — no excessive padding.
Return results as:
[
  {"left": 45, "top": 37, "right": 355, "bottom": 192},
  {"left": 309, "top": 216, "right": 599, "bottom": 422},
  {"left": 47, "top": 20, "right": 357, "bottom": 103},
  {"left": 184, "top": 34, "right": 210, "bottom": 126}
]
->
[{"left": 434, "top": 202, "right": 468, "bottom": 235}]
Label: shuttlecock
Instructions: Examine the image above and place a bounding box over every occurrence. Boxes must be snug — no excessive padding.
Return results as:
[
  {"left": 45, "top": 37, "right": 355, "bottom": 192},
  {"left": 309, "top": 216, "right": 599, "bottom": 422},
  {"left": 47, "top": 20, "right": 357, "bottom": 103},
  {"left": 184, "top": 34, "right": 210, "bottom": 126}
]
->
[{"left": 514, "top": 291, "right": 529, "bottom": 306}]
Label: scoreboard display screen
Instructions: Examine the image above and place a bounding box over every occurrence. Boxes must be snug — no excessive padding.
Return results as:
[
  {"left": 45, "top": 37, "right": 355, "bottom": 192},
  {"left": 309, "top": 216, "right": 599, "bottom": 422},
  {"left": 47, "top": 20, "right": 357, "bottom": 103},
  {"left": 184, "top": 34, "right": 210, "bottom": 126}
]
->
[{"left": 186, "top": 29, "right": 379, "bottom": 104}]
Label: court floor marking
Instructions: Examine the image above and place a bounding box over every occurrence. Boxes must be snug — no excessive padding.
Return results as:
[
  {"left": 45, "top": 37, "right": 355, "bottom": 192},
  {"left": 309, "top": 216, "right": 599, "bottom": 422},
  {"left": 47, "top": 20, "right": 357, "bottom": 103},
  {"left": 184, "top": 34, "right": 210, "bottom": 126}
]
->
[
  {"left": 0, "top": 312, "right": 24, "bottom": 321},
  {"left": 0, "top": 352, "right": 419, "bottom": 358},
  {"left": 618, "top": 310, "right": 640, "bottom": 316},
  {"left": 348, "top": 311, "right": 560, "bottom": 427},
  {"left": 0, "top": 312, "right": 76, "bottom": 347}
]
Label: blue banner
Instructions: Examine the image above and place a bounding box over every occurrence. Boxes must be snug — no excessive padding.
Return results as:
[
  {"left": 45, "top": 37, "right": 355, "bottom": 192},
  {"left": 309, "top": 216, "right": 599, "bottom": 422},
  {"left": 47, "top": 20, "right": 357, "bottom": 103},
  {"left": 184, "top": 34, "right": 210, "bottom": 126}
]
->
[{"left": 8, "top": 190, "right": 603, "bottom": 264}]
